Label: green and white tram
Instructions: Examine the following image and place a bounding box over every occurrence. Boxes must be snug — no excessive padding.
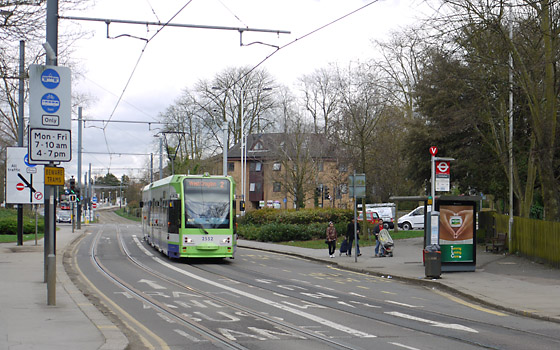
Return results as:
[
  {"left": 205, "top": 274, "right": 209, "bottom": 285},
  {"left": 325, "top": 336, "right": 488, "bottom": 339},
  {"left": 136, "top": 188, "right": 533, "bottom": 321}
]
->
[{"left": 141, "top": 174, "right": 237, "bottom": 259}]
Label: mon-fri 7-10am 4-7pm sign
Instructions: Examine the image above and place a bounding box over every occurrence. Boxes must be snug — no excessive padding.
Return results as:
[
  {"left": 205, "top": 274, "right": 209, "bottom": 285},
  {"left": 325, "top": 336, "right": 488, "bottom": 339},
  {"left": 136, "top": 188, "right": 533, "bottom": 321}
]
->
[{"left": 28, "top": 64, "right": 71, "bottom": 162}]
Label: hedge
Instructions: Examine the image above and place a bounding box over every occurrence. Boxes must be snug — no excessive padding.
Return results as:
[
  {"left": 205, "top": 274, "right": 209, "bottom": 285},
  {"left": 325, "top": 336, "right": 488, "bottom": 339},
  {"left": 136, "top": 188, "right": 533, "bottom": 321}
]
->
[
  {"left": 241, "top": 208, "right": 354, "bottom": 225},
  {"left": 238, "top": 208, "right": 353, "bottom": 242},
  {"left": 0, "top": 216, "right": 45, "bottom": 235}
]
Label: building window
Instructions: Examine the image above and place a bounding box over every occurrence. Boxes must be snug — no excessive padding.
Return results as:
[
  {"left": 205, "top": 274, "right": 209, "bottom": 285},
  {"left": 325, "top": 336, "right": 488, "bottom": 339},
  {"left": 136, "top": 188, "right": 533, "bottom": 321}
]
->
[
  {"left": 339, "top": 164, "right": 348, "bottom": 172},
  {"left": 273, "top": 182, "right": 282, "bottom": 192},
  {"left": 228, "top": 162, "right": 234, "bottom": 172},
  {"left": 273, "top": 162, "right": 281, "bottom": 171},
  {"left": 249, "top": 162, "right": 262, "bottom": 172},
  {"left": 317, "top": 161, "right": 324, "bottom": 172},
  {"left": 250, "top": 183, "right": 256, "bottom": 192}
]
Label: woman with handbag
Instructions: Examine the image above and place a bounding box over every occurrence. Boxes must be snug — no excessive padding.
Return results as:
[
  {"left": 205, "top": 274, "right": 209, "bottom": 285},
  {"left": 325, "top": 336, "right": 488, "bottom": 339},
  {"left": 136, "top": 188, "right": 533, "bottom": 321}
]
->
[{"left": 326, "top": 221, "right": 338, "bottom": 258}]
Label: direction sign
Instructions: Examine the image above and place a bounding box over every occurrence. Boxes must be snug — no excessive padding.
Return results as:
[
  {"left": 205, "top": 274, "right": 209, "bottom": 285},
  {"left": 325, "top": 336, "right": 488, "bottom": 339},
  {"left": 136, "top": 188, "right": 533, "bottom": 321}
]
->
[
  {"left": 348, "top": 174, "right": 366, "bottom": 198},
  {"left": 6, "top": 147, "right": 44, "bottom": 204}
]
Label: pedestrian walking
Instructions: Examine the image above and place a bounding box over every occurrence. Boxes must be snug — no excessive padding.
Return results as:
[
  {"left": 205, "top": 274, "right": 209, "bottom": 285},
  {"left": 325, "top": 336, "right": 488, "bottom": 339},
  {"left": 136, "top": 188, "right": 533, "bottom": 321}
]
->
[
  {"left": 325, "top": 221, "right": 338, "bottom": 258},
  {"left": 346, "top": 218, "right": 361, "bottom": 256}
]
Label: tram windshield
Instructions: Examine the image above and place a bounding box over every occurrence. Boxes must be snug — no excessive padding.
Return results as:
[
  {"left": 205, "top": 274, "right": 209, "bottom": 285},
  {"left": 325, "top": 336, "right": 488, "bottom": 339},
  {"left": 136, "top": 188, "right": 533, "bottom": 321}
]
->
[{"left": 184, "top": 178, "right": 230, "bottom": 229}]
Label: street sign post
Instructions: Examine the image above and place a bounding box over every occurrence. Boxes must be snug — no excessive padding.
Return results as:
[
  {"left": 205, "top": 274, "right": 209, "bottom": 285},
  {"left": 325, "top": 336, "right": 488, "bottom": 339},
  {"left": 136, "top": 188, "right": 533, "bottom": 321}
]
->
[
  {"left": 28, "top": 64, "right": 72, "bottom": 163},
  {"left": 435, "top": 160, "right": 450, "bottom": 191},
  {"left": 6, "top": 147, "right": 44, "bottom": 204},
  {"left": 44, "top": 166, "right": 64, "bottom": 186}
]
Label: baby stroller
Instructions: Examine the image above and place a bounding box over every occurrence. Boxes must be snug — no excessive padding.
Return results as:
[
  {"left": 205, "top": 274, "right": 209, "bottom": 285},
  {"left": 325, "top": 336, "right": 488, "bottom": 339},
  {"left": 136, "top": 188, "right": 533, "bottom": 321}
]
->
[{"left": 377, "top": 228, "right": 394, "bottom": 257}]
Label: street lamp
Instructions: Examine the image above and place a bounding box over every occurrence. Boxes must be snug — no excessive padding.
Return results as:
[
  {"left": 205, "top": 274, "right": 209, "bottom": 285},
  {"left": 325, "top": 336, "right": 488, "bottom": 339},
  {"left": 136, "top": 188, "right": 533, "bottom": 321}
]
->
[{"left": 212, "top": 86, "right": 272, "bottom": 213}]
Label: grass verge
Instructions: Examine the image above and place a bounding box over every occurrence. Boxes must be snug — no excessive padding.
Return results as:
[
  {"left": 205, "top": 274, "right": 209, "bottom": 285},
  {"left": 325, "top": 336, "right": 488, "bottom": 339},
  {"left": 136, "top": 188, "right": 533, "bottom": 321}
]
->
[
  {"left": 0, "top": 233, "right": 45, "bottom": 243},
  {"left": 114, "top": 208, "right": 142, "bottom": 222}
]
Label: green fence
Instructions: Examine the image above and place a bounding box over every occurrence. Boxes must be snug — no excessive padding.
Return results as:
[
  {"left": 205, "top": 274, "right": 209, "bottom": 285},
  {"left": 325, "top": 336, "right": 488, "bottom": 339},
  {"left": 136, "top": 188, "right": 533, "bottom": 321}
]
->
[{"left": 479, "top": 211, "right": 560, "bottom": 267}]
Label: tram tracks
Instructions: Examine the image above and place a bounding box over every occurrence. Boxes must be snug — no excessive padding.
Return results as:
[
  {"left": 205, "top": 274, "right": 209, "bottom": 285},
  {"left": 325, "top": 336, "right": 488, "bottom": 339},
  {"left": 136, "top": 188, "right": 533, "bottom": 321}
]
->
[
  {"left": 81, "top": 220, "right": 560, "bottom": 350},
  {"left": 192, "top": 252, "right": 560, "bottom": 350},
  {"left": 89, "top": 225, "right": 361, "bottom": 350}
]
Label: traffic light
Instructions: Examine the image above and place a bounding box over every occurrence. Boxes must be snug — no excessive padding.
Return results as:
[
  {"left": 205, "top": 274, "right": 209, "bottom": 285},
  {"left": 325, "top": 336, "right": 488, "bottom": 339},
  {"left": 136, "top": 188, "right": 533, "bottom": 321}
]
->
[
  {"left": 324, "top": 186, "right": 330, "bottom": 200},
  {"left": 240, "top": 200, "right": 245, "bottom": 212},
  {"left": 315, "top": 187, "right": 321, "bottom": 198},
  {"left": 69, "top": 177, "right": 76, "bottom": 193},
  {"left": 75, "top": 188, "right": 81, "bottom": 203}
]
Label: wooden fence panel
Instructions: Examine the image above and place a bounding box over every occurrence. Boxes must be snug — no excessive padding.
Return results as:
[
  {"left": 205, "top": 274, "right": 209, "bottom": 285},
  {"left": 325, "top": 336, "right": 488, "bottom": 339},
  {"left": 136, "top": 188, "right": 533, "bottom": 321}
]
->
[{"left": 478, "top": 211, "right": 560, "bottom": 267}]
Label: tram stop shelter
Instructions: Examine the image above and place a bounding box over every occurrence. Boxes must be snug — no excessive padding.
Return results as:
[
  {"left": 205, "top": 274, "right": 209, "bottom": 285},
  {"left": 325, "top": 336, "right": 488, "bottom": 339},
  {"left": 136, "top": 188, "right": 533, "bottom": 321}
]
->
[{"left": 390, "top": 195, "right": 482, "bottom": 272}]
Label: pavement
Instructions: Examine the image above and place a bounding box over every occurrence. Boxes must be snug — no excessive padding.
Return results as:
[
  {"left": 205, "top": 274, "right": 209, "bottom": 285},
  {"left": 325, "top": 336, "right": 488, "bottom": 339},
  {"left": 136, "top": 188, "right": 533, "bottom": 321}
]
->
[{"left": 1, "top": 225, "right": 559, "bottom": 350}]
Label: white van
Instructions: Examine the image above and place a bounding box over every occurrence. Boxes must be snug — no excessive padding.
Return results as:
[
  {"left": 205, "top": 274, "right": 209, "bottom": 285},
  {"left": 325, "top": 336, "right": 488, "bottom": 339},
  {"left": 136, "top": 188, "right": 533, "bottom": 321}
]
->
[
  {"left": 398, "top": 205, "right": 431, "bottom": 230},
  {"left": 361, "top": 203, "right": 396, "bottom": 228},
  {"left": 366, "top": 207, "right": 395, "bottom": 228}
]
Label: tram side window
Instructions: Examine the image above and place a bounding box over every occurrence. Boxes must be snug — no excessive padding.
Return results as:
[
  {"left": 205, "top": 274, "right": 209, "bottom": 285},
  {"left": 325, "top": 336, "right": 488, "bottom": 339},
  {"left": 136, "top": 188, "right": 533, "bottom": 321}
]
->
[{"left": 168, "top": 199, "right": 181, "bottom": 233}]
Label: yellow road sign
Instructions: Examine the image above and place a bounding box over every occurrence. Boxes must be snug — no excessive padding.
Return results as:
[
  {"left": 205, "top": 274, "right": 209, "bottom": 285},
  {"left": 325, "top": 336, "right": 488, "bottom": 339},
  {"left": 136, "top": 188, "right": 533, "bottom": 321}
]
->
[{"left": 44, "top": 167, "right": 64, "bottom": 186}]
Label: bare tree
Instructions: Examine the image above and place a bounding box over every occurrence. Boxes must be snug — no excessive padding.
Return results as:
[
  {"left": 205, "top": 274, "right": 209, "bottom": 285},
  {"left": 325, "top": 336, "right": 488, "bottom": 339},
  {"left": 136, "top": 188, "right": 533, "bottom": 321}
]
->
[
  {"left": 334, "top": 62, "right": 386, "bottom": 195},
  {"left": 298, "top": 65, "right": 341, "bottom": 135},
  {"left": 193, "top": 66, "right": 278, "bottom": 153}
]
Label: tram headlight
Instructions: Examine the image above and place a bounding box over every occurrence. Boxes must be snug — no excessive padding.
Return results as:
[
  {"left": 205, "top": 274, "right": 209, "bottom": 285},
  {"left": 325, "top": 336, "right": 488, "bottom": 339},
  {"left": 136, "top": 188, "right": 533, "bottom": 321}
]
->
[
  {"left": 221, "top": 237, "right": 230, "bottom": 244},
  {"left": 184, "top": 237, "right": 193, "bottom": 243}
]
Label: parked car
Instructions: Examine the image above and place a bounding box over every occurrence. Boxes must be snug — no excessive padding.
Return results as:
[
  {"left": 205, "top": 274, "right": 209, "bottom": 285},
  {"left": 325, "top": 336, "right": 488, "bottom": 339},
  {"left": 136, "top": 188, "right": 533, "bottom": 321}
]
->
[
  {"left": 56, "top": 210, "right": 72, "bottom": 223},
  {"left": 398, "top": 206, "right": 431, "bottom": 230},
  {"left": 357, "top": 211, "right": 381, "bottom": 225}
]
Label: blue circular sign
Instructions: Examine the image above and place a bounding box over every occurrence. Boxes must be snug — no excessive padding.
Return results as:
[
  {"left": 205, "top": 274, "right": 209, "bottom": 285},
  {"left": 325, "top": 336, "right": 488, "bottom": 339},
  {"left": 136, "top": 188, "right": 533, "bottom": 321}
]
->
[
  {"left": 24, "top": 154, "right": 37, "bottom": 167},
  {"left": 41, "top": 93, "right": 60, "bottom": 113},
  {"left": 40, "top": 69, "right": 60, "bottom": 89}
]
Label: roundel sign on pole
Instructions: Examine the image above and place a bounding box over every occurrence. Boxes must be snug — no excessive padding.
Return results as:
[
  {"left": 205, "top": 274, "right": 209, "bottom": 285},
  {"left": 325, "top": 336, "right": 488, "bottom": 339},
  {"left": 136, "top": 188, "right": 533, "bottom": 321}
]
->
[
  {"left": 429, "top": 146, "right": 438, "bottom": 156},
  {"left": 436, "top": 161, "right": 450, "bottom": 175}
]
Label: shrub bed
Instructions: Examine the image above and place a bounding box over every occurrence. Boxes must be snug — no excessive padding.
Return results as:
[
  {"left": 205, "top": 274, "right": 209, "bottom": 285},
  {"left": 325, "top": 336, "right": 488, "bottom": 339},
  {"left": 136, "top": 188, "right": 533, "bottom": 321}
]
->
[
  {"left": 238, "top": 208, "right": 353, "bottom": 242},
  {"left": 0, "top": 208, "right": 45, "bottom": 235}
]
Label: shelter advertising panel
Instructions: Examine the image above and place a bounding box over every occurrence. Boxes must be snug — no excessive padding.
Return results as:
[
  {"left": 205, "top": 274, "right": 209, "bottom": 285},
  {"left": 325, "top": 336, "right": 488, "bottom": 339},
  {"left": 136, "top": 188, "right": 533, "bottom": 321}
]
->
[{"left": 437, "top": 200, "right": 476, "bottom": 269}]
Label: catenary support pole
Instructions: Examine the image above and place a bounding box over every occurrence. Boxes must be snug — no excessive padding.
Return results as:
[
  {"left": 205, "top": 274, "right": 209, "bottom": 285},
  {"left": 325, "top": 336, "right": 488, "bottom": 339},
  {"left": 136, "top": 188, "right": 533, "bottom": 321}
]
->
[
  {"left": 77, "top": 107, "right": 82, "bottom": 229},
  {"left": 45, "top": 0, "right": 58, "bottom": 306},
  {"left": 223, "top": 122, "right": 228, "bottom": 176},
  {"left": 17, "top": 40, "right": 25, "bottom": 246}
]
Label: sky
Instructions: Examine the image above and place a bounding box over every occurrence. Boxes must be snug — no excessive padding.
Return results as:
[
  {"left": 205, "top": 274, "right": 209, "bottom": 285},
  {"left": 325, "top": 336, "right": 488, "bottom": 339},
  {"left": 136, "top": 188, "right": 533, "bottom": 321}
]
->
[{"left": 59, "top": 0, "right": 431, "bottom": 182}]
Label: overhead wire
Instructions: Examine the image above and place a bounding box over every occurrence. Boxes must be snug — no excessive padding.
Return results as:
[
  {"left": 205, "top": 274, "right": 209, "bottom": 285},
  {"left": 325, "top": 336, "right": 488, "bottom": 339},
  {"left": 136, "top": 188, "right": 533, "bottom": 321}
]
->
[
  {"left": 84, "top": 0, "right": 379, "bottom": 177},
  {"left": 235, "top": 0, "right": 379, "bottom": 85},
  {"left": 99, "top": 0, "right": 194, "bottom": 173}
]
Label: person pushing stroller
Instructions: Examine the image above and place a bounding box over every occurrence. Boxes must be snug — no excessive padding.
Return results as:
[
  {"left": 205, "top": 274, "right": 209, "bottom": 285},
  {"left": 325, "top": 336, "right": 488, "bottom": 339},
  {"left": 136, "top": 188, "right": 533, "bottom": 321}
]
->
[{"left": 374, "top": 219, "right": 386, "bottom": 257}]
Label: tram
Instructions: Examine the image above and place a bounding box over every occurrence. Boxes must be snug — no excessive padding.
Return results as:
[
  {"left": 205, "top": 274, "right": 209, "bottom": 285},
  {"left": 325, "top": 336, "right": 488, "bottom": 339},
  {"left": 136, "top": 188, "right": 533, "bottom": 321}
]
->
[{"left": 141, "top": 174, "right": 237, "bottom": 259}]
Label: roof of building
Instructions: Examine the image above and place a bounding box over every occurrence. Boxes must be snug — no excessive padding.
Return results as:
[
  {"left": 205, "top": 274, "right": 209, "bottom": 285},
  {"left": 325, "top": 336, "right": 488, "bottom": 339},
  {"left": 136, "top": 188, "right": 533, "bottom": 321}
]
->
[{"left": 227, "top": 133, "right": 342, "bottom": 162}]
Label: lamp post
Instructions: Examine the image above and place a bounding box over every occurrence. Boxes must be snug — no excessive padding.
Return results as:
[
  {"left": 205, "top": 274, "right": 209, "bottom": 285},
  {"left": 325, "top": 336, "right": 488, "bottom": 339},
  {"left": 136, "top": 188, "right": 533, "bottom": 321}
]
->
[{"left": 212, "top": 86, "right": 272, "bottom": 213}]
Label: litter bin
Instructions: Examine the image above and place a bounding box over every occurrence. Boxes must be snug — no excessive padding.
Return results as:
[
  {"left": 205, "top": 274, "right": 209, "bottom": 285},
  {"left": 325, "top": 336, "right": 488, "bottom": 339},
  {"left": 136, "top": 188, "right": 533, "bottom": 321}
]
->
[{"left": 424, "top": 245, "right": 441, "bottom": 278}]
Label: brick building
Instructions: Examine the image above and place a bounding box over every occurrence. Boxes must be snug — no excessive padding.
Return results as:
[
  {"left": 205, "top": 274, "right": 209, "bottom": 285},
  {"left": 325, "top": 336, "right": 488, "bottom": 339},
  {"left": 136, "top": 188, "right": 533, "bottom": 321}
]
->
[{"left": 222, "top": 133, "right": 353, "bottom": 212}]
